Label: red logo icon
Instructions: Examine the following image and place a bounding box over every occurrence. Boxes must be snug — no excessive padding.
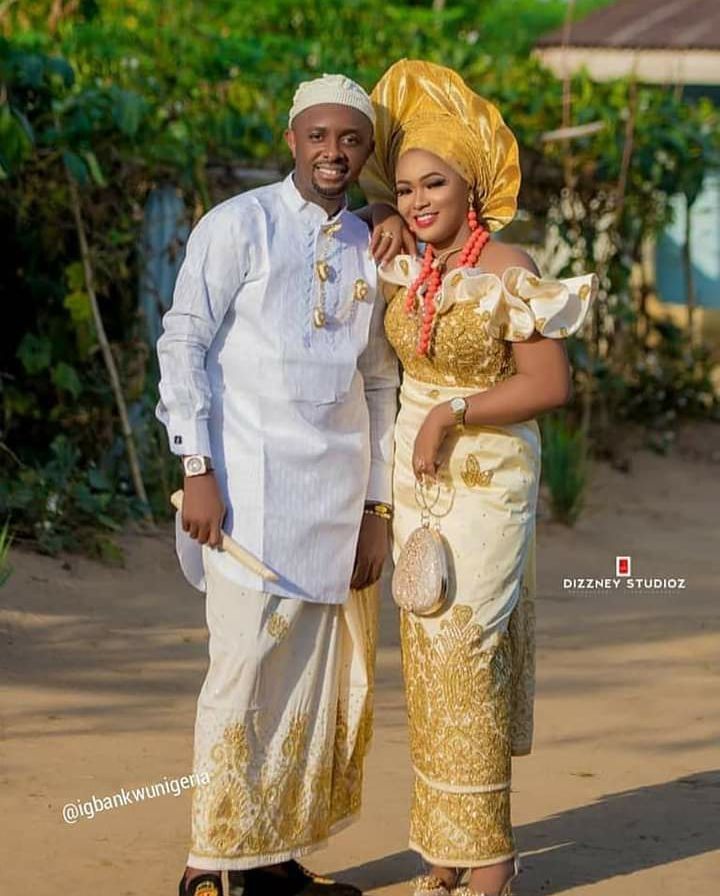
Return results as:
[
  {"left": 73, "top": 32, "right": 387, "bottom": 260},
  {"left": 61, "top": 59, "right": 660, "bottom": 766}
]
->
[{"left": 616, "top": 556, "right": 631, "bottom": 577}]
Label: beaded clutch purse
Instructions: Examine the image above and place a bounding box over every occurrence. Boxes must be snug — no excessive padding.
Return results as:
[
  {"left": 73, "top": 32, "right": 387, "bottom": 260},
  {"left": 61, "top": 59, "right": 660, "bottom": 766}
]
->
[{"left": 391, "top": 481, "right": 450, "bottom": 616}]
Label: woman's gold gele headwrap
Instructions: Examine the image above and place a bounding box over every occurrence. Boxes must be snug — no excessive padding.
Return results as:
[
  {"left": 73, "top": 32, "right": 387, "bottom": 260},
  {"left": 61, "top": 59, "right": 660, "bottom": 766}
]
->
[{"left": 360, "top": 59, "right": 520, "bottom": 232}]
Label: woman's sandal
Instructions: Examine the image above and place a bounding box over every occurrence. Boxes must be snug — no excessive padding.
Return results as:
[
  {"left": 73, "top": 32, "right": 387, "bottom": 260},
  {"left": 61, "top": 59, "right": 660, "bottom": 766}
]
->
[
  {"left": 411, "top": 869, "right": 463, "bottom": 896},
  {"left": 449, "top": 857, "right": 519, "bottom": 896}
]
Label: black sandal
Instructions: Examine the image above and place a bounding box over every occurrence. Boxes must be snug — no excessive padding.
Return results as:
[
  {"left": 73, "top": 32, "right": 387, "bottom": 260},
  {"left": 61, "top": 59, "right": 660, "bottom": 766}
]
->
[{"left": 178, "top": 871, "right": 224, "bottom": 896}]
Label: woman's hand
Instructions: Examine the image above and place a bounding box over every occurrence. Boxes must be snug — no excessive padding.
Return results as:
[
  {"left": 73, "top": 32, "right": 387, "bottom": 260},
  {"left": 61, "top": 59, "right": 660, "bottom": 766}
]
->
[
  {"left": 412, "top": 405, "right": 453, "bottom": 482},
  {"left": 369, "top": 203, "right": 416, "bottom": 265}
]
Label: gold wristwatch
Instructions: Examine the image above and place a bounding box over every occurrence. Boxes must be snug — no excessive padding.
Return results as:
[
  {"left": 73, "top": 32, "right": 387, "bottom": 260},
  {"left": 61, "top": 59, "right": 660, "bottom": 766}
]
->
[{"left": 449, "top": 396, "right": 468, "bottom": 428}]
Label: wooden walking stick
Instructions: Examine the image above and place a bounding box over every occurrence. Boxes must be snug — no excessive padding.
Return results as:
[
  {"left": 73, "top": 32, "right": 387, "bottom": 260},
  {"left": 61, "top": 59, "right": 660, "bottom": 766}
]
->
[{"left": 170, "top": 490, "right": 279, "bottom": 582}]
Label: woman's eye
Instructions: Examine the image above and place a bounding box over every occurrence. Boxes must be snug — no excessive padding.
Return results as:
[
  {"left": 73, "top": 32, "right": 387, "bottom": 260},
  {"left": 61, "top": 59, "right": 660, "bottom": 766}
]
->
[{"left": 427, "top": 180, "right": 445, "bottom": 188}]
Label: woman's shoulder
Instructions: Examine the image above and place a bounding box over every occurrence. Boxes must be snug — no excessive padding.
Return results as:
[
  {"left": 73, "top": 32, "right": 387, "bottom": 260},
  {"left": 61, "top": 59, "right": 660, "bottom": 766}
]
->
[{"left": 480, "top": 241, "right": 539, "bottom": 277}]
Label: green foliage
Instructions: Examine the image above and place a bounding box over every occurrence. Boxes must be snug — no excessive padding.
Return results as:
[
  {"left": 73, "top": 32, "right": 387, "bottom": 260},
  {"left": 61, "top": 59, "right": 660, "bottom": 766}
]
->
[
  {"left": 541, "top": 413, "right": 589, "bottom": 526},
  {"left": 0, "top": 435, "right": 142, "bottom": 560},
  {"left": 0, "top": 0, "right": 717, "bottom": 553},
  {"left": 610, "top": 320, "right": 719, "bottom": 452},
  {"left": 0, "top": 518, "right": 12, "bottom": 587}
]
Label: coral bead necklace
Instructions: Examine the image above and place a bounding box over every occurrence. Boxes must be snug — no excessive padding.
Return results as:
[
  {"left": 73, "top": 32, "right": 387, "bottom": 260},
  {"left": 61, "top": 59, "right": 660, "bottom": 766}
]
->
[{"left": 404, "top": 207, "right": 490, "bottom": 356}]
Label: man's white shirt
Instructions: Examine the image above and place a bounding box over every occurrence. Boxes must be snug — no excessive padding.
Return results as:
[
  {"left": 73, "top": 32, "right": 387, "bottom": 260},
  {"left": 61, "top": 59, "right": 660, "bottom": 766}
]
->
[{"left": 156, "top": 173, "right": 398, "bottom": 602}]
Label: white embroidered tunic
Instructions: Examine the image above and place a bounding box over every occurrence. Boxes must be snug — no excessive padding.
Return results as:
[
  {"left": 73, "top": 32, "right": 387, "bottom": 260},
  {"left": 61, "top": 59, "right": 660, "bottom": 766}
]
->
[{"left": 156, "top": 174, "right": 398, "bottom": 602}]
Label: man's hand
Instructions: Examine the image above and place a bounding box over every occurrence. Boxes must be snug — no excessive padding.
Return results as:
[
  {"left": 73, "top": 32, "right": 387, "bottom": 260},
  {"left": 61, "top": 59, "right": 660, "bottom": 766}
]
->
[
  {"left": 351, "top": 512, "right": 390, "bottom": 590},
  {"left": 369, "top": 203, "right": 416, "bottom": 265},
  {"left": 182, "top": 473, "right": 226, "bottom": 548}
]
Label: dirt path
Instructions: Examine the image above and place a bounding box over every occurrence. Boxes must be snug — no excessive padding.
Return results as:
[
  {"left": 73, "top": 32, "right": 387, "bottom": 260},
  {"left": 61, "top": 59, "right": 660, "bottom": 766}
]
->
[{"left": 1, "top": 445, "right": 718, "bottom": 895}]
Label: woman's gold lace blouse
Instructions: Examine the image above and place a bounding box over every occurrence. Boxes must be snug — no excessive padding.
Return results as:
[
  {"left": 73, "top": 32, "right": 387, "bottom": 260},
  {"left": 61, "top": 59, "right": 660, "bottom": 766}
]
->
[{"left": 381, "top": 256, "right": 598, "bottom": 389}]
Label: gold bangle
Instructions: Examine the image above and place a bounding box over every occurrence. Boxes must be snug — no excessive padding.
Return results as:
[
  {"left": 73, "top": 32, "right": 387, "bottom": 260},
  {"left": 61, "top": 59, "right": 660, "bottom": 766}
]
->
[{"left": 364, "top": 501, "right": 393, "bottom": 521}]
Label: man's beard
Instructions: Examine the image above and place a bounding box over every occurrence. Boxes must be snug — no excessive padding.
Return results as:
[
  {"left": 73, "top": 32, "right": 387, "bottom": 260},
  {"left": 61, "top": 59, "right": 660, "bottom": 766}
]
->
[{"left": 311, "top": 170, "right": 348, "bottom": 198}]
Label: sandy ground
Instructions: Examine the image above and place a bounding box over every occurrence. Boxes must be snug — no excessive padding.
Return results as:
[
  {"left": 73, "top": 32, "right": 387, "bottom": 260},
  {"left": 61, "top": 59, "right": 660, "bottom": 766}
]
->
[{"left": 1, "top": 439, "right": 719, "bottom": 895}]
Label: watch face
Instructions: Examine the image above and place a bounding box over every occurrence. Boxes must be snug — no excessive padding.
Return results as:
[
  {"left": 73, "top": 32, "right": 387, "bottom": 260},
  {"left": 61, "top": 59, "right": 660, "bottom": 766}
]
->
[
  {"left": 186, "top": 456, "right": 204, "bottom": 475},
  {"left": 451, "top": 398, "right": 466, "bottom": 412}
]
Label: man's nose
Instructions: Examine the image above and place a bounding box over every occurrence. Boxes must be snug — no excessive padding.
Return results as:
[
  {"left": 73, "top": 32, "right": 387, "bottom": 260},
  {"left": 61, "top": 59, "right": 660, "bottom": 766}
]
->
[{"left": 321, "top": 138, "right": 344, "bottom": 159}]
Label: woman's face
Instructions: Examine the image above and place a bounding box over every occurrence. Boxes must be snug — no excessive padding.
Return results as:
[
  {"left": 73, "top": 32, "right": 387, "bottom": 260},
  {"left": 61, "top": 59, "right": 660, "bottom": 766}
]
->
[{"left": 395, "top": 149, "right": 471, "bottom": 250}]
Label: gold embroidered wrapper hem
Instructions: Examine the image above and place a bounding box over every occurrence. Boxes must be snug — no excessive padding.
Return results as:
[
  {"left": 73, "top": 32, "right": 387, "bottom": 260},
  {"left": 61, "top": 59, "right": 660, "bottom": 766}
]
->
[{"left": 187, "top": 559, "right": 378, "bottom": 870}]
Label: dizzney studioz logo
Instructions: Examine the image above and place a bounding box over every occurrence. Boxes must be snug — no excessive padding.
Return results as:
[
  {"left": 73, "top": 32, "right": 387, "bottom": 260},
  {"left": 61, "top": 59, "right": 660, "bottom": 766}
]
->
[
  {"left": 563, "top": 555, "right": 686, "bottom": 593},
  {"left": 616, "top": 556, "right": 631, "bottom": 577}
]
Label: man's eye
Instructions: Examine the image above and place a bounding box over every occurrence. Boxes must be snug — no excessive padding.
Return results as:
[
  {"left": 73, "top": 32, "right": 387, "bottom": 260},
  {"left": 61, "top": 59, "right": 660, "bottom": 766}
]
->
[
  {"left": 309, "top": 133, "right": 323, "bottom": 141},
  {"left": 343, "top": 136, "right": 359, "bottom": 145}
]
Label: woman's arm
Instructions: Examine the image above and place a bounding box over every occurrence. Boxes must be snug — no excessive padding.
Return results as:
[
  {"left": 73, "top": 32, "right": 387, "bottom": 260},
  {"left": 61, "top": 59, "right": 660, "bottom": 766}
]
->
[{"left": 411, "top": 245, "right": 572, "bottom": 479}]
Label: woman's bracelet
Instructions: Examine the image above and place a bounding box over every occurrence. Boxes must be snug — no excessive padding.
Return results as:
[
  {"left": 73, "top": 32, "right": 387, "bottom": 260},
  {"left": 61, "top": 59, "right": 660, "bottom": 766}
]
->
[{"left": 364, "top": 501, "right": 393, "bottom": 521}]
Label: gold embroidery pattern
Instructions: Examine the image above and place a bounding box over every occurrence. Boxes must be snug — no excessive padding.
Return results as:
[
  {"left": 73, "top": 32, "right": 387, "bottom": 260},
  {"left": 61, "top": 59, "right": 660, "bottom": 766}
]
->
[
  {"left": 509, "top": 584, "right": 536, "bottom": 756},
  {"left": 353, "top": 278, "right": 370, "bottom": 302},
  {"left": 410, "top": 776, "right": 514, "bottom": 865},
  {"left": 267, "top": 612, "right": 289, "bottom": 642},
  {"left": 460, "top": 454, "right": 494, "bottom": 488},
  {"left": 191, "top": 588, "right": 380, "bottom": 861},
  {"left": 191, "top": 714, "right": 333, "bottom": 859},
  {"left": 400, "top": 605, "right": 512, "bottom": 788},
  {"left": 385, "top": 288, "right": 515, "bottom": 388}
]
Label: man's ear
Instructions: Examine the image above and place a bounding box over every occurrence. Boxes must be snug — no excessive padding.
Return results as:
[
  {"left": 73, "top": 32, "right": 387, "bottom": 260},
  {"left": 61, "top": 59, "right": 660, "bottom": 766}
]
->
[{"left": 284, "top": 128, "right": 297, "bottom": 159}]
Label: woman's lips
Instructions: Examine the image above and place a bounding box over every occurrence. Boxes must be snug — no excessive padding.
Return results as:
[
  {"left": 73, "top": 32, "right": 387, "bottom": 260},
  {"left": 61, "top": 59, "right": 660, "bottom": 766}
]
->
[{"left": 413, "top": 212, "right": 438, "bottom": 229}]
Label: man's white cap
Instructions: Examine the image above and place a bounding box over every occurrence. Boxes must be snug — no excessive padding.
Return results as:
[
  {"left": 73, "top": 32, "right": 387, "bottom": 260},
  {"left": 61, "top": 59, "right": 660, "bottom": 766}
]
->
[{"left": 288, "top": 73, "right": 375, "bottom": 128}]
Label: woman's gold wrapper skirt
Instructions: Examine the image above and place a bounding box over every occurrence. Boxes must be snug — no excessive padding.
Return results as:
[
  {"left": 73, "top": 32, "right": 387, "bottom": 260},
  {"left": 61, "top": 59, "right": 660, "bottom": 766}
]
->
[{"left": 393, "top": 375, "right": 538, "bottom": 866}]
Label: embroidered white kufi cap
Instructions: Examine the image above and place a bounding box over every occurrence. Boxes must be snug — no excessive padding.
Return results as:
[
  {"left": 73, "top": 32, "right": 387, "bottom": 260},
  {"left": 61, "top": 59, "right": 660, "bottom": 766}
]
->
[{"left": 288, "top": 73, "right": 375, "bottom": 128}]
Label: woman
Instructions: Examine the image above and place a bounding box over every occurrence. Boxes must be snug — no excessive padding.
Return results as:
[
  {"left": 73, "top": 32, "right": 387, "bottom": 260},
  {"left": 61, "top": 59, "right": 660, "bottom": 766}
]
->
[{"left": 360, "top": 60, "right": 597, "bottom": 896}]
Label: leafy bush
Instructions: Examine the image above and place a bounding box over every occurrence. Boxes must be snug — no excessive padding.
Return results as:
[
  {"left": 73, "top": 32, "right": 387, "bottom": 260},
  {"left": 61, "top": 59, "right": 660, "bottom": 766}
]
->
[
  {"left": 1, "top": 0, "right": 718, "bottom": 556},
  {"left": 541, "top": 413, "right": 589, "bottom": 526}
]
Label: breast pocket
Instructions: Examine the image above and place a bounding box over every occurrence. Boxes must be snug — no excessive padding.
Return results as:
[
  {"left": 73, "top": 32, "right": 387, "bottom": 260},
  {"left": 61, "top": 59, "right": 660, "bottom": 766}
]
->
[{"left": 280, "top": 350, "right": 358, "bottom": 405}]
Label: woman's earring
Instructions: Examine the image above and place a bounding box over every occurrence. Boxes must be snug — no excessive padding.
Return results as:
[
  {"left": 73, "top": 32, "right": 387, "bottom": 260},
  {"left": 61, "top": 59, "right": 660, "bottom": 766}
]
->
[{"left": 468, "top": 191, "right": 478, "bottom": 231}]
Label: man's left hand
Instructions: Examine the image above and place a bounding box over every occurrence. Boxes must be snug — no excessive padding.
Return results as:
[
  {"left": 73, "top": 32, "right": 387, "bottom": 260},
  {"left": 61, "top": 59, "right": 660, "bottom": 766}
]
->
[{"left": 351, "top": 512, "right": 390, "bottom": 590}]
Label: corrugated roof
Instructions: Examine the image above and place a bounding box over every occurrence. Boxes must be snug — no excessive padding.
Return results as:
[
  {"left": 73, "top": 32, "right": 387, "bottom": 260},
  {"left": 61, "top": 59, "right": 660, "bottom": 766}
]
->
[{"left": 537, "top": 0, "right": 720, "bottom": 51}]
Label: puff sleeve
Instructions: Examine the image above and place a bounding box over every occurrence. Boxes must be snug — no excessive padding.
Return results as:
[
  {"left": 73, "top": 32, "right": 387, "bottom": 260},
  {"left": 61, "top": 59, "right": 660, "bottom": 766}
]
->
[{"left": 486, "top": 267, "right": 599, "bottom": 341}]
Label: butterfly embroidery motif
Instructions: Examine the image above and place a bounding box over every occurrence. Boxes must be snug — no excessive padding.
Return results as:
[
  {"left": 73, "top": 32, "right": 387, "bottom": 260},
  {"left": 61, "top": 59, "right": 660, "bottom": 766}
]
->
[{"left": 461, "top": 454, "right": 493, "bottom": 488}]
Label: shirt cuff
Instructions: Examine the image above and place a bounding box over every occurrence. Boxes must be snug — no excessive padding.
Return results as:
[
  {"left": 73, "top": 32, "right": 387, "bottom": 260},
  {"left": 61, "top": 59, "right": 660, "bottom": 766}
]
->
[
  {"left": 365, "top": 460, "right": 392, "bottom": 505},
  {"left": 165, "top": 418, "right": 212, "bottom": 458}
]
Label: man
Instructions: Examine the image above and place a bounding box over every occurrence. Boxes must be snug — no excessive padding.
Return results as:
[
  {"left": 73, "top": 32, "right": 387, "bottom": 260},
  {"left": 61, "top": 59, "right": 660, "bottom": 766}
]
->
[{"left": 156, "top": 74, "right": 399, "bottom": 896}]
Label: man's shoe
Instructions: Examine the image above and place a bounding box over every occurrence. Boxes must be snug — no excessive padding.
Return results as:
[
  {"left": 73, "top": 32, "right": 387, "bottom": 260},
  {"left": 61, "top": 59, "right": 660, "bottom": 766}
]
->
[
  {"left": 178, "top": 871, "right": 224, "bottom": 896},
  {"left": 242, "top": 860, "right": 362, "bottom": 895}
]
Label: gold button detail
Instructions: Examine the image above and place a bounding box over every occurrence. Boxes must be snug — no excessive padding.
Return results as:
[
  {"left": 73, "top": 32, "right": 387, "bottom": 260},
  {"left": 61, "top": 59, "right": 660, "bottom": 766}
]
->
[
  {"left": 315, "top": 260, "right": 330, "bottom": 282},
  {"left": 399, "top": 258, "right": 410, "bottom": 276},
  {"left": 579, "top": 283, "right": 591, "bottom": 300},
  {"left": 353, "top": 278, "right": 370, "bottom": 302},
  {"left": 313, "top": 307, "right": 326, "bottom": 328}
]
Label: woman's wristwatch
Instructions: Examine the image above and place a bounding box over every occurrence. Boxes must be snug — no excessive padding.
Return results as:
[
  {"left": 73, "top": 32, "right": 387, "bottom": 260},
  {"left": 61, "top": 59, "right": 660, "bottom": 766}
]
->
[
  {"left": 449, "top": 396, "right": 468, "bottom": 428},
  {"left": 182, "top": 455, "right": 213, "bottom": 477}
]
